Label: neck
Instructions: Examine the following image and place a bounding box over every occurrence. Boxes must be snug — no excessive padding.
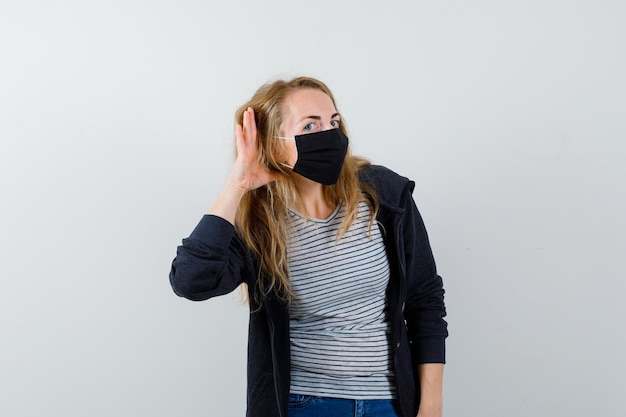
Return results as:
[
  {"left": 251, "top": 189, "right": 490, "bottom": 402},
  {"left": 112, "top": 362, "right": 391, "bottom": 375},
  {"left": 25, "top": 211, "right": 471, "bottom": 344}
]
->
[{"left": 294, "top": 177, "right": 336, "bottom": 220}]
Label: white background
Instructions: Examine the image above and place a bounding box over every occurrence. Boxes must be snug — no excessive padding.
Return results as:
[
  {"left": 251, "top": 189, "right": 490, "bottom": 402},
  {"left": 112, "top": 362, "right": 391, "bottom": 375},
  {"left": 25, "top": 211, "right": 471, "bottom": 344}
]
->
[{"left": 1, "top": 1, "right": 624, "bottom": 416}]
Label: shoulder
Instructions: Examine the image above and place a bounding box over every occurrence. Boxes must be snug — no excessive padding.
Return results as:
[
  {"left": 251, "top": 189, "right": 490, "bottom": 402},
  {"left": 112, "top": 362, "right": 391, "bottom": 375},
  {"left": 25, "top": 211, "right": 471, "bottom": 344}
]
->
[{"left": 358, "top": 164, "right": 415, "bottom": 208}]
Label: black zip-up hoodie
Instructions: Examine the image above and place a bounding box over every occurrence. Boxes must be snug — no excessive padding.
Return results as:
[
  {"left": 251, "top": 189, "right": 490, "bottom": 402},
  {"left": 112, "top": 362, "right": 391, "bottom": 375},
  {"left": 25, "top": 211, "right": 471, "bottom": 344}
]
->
[{"left": 170, "top": 165, "right": 448, "bottom": 417}]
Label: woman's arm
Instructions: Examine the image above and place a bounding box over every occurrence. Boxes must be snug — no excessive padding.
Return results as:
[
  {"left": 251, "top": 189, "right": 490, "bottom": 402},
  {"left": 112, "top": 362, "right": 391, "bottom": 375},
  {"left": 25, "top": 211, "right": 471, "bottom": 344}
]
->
[
  {"left": 416, "top": 363, "right": 444, "bottom": 417},
  {"left": 403, "top": 191, "right": 448, "bottom": 363},
  {"left": 169, "top": 215, "right": 248, "bottom": 301},
  {"left": 400, "top": 188, "right": 447, "bottom": 416},
  {"left": 170, "top": 108, "right": 275, "bottom": 300}
]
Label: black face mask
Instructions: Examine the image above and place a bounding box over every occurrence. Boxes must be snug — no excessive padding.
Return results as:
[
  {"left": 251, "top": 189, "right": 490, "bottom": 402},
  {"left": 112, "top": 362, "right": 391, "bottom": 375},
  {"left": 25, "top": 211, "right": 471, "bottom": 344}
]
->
[{"left": 277, "top": 129, "right": 349, "bottom": 185}]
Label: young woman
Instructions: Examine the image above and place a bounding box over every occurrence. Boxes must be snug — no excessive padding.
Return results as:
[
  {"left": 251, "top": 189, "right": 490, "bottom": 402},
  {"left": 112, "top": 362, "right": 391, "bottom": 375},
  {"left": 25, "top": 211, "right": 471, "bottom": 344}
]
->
[{"left": 169, "top": 77, "right": 448, "bottom": 417}]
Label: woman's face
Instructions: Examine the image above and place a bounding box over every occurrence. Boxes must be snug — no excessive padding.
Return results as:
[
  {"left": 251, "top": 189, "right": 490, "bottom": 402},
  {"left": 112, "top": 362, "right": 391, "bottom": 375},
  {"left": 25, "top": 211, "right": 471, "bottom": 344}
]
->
[{"left": 279, "top": 88, "right": 341, "bottom": 167}]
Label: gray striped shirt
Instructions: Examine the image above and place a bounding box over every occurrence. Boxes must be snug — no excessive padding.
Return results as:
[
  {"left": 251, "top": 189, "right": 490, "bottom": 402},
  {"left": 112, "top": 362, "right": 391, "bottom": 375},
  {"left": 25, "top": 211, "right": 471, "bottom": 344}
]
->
[{"left": 286, "top": 200, "right": 396, "bottom": 399}]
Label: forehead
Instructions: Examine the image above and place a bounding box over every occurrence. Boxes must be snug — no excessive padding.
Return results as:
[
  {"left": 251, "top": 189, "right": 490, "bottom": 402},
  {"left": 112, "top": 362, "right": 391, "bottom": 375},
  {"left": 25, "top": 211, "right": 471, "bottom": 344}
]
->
[{"left": 282, "top": 88, "right": 337, "bottom": 119}]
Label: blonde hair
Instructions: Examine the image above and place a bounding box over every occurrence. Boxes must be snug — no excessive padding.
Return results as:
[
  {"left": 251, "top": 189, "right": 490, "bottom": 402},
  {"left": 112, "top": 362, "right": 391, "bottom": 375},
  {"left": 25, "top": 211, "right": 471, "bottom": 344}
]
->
[{"left": 234, "top": 77, "right": 378, "bottom": 303}]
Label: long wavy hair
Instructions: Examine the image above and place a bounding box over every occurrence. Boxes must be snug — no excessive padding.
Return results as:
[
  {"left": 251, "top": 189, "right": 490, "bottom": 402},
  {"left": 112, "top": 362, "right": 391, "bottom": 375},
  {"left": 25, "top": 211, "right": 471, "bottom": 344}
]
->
[{"left": 234, "top": 77, "right": 378, "bottom": 303}]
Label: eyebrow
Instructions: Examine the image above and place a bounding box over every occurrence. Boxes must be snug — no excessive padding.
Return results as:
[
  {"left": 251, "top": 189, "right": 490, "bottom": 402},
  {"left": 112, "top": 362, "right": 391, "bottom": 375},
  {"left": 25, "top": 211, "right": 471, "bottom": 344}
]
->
[{"left": 299, "top": 113, "right": 340, "bottom": 123}]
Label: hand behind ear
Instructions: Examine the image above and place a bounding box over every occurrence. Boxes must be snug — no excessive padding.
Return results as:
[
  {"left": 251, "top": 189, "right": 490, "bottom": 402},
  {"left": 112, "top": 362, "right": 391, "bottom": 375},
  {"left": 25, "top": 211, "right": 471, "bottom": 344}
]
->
[{"left": 230, "top": 107, "right": 280, "bottom": 191}]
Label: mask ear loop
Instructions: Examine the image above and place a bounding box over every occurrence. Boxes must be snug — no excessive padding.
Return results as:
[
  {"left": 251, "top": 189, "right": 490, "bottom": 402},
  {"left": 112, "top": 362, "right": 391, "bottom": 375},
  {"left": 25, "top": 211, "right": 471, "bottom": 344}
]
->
[{"left": 274, "top": 137, "right": 295, "bottom": 169}]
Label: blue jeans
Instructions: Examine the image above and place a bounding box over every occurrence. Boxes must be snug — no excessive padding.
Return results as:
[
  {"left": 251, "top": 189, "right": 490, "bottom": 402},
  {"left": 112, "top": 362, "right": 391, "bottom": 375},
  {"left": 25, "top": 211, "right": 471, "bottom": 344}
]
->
[{"left": 288, "top": 395, "right": 401, "bottom": 417}]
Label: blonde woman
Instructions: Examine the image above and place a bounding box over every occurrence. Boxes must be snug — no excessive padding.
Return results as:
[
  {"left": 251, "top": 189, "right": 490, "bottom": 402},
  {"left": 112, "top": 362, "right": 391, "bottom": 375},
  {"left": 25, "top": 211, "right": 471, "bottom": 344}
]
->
[{"left": 170, "top": 77, "right": 448, "bottom": 417}]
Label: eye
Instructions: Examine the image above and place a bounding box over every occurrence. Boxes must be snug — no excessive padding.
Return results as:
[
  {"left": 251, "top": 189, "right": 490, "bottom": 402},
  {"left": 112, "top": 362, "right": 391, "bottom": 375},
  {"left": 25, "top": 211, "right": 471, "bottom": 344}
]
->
[
  {"left": 303, "top": 122, "right": 316, "bottom": 132},
  {"left": 330, "top": 119, "right": 340, "bottom": 128}
]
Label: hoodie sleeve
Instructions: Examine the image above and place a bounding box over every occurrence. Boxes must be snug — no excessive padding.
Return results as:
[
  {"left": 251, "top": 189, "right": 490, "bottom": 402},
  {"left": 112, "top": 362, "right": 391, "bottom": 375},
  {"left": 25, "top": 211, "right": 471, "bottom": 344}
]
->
[
  {"left": 402, "top": 189, "right": 448, "bottom": 364},
  {"left": 169, "top": 215, "right": 252, "bottom": 301}
]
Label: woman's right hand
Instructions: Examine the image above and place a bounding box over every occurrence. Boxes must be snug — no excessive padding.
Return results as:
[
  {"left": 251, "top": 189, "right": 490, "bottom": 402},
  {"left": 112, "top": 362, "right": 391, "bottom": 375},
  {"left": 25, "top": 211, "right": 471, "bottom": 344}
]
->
[
  {"left": 208, "top": 107, "right": 277, "bottom": 224},
  {"left": 229, "top": 107, "right": 278, "bottom": 192}
]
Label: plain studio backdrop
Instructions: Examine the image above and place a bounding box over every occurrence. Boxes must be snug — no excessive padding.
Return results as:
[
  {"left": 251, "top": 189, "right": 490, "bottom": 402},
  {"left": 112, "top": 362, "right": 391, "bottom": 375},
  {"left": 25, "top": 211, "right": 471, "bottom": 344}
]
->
[{"left": 1, "top": 1, "right": 624, "bottom": 416}]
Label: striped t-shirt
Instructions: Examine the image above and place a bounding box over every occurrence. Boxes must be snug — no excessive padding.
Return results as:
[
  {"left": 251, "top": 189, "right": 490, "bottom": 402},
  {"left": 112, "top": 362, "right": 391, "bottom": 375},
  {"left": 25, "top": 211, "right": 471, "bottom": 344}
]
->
[{"left": 286, "top": 200, "right": 396, "bottom": 399}]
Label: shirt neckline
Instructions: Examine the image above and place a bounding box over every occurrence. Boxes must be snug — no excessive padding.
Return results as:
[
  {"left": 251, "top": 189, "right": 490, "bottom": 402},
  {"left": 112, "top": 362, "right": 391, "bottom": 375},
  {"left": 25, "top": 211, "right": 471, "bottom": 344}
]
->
[{"left": 288, "top": 204, "right": 342, "bottom": 224}]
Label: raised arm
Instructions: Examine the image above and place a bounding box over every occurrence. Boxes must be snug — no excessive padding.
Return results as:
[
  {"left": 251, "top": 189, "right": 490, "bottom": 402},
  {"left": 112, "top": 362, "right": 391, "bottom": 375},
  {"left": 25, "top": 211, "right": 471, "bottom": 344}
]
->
[{"left": 170, "top": 107, "right": 277, "bottom": 300}]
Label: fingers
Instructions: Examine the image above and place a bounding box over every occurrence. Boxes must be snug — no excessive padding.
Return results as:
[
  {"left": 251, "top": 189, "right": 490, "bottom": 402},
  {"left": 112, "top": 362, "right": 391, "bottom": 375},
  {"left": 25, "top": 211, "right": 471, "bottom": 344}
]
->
[
  {"left": 232, "top": 107, "right": 279, "bottom": 190},
  {"left": 241, "top": 107, "right": 257, "bottom": 145},
  {"left": 235, "top": 107, "right": 256, "bottom": 154},
  {"left": 235, "top": 123, "right": 244, "bottom": 151}
]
